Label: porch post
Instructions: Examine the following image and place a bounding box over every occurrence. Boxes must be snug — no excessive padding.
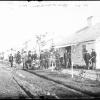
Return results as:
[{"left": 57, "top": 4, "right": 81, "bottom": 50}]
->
[{"left": 71, "top": 62, "right": 73, "bottom": 78}]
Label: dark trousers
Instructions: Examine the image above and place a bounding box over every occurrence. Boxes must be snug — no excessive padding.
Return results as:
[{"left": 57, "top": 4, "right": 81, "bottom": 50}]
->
[
  {"left": 91, "top": 61, "right": 96, "bottom": 70},
  {"left": 65, "top": 60, "right": 68, "bottom": 68},
  {"left": 45, "top": 60, "right": 49, "bottom": 69},
  {"left": 60, "top": 57, "right": 63, "bottom": 66},
  {"left": 10, "top": 61, "right": 13, "bottom": 67},
  {"left": 50, "top": 60, "right": 56, "bottom": 67},
  {"left": 85, "top": 60, "right": 89, "bottom": 69},
  {"left": 25, "top": 60, "right": 32, "bottom": 69},
  {"left": 23, "top": 63, "right": 25, "bottom": 69},
  {"left": 68, "top": 58, "right": 71, "bottom": 68},
  {"left": 40, "top": 60, "right": 45, "bottom": 69}
]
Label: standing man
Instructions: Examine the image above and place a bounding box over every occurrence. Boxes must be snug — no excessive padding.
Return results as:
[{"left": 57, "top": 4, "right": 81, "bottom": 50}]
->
[
  {"left": 55, "top": 50, "right": 60, "bottom": 70},
  {"left": 27, "top": 50, "right": 32, "bottom": 69},
  {"left": 51, "top": 50, "right": 56, "bottom": 69},
  {"left": 40, "top": 51, "right": 45, "bottom": 69},
  {"left": 44, "top": 51, "right": 46, "bottom": 69},
  {"left": 39, "top": 51, "right": 42, "bottom": 69},
  {"left": 32, "top": 51, "right": 37, "bottom": 61},
  {"left": 45, "top": 50, "right": 50, "bottom": 69},
  {"left": 83, "top": 50, "right": 90, "bottom": 69},
  {"left": 9, "top": 54, "right": 13, "bottom": 67},
  {"left": 64, "top": 50, "right": 68, "bottom": 68},
  {"left": 91, "top": 49, "right": 96, "bottom": 70},
  {"left": 22, "top": 51, "right": 28, "bottom": 69},
  {"left": 60, "top": 53, "right": 64, "bottom": 69},
  {"left": 44, "top": 51, "right": 47, "bottom": 69},
  {"left": 15, "top": 51, "right": 21, "bottom": 66},
  {"left": 68, "top": 52, "right": 71, "bottom": 68}
]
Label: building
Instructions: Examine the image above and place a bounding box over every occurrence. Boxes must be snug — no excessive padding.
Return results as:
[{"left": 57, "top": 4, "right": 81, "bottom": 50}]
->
[{"left": 55, "top": 16, "right": 100, "bottom": 69}]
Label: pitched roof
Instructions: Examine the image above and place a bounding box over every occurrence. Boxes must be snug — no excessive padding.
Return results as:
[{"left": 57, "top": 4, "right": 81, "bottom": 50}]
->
[
  {"left": 76, "top": 26, "right": 89, "bottom": 33},
  {"left": 69, "top": 23, "right": 100, "bottom": 44},
  {"left": 55, "top": 23, "right": 100, "bottom": 48}
]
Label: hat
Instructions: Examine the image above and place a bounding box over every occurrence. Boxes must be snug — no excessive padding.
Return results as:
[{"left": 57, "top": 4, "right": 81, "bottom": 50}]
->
[
  {"left": 24, "top": 51, "right": 27, "bottom": 53},
  {"left": 28, "top": 50, "right": 31, "bottom": 52}
]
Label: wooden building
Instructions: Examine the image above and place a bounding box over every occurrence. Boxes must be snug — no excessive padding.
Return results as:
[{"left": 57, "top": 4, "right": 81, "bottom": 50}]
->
[{"left": 55, "top": 16, "right": 100, "bottom": 69}]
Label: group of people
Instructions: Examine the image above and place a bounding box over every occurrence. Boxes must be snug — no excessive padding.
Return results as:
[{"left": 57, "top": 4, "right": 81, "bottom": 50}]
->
[
  {"left": 8, "top": 50, "right": 38, "bottom": 69},
  {"left": 8, "top": 47, "right": 96, "bottom": 70},
  {"left": 39, "top": 49, "right": 61, "bottom": 70},
  {"left": 83, "top": 49, "right": 96, "bottom": 70},
  {"left": 39, "top": 48, "right": 72, "bottom": 70}
]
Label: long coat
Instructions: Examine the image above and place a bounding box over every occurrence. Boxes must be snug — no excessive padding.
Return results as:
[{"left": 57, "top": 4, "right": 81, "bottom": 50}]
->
[
  {"left": 83, "top": 52, "right": 91, "bottom": 67},
  {"left": 15, "top": 53, "right": 21, "bottom": 64},
  {"left": 91, "top": 51, "right": 96, "bottom": 63},
  {"left": 9, "top": 55, "right": 13, "bottom": 62},
  {"left": 64, "top": 52, "right": 69, "bottom": 66}
]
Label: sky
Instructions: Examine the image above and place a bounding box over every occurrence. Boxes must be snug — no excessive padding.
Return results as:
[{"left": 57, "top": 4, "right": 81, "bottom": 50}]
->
[{"left": 0, "top": 1, "right": 100, "bottom": 53}]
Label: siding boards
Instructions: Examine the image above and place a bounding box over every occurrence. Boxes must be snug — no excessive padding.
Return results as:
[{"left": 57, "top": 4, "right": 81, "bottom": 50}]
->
[{"left": 71, "top": 41, "right": 95, "bottom": 67}]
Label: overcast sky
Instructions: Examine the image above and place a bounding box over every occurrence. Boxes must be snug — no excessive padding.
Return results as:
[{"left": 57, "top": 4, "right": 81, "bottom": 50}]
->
[{"left": 0, "top": 1, "right": 100, "bottom": 52}]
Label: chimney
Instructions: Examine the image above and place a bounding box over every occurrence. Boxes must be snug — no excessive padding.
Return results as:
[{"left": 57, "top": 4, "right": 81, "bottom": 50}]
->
[{"left": 87, "top": 16, "right": 93, "bottom": 27}]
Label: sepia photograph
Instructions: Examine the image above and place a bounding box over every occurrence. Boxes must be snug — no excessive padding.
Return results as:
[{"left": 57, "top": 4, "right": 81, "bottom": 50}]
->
[{"left": 0, "top": 1, "right": 100, "bottom": 99}]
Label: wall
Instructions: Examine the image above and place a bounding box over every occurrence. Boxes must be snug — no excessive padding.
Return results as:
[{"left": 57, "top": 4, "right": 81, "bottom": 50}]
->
[
  {"left": 71, "top": 41, "right": 95, "bottom": 66},
  {"left": 95, "top": 37, "right": 100, "bottom": 69}
]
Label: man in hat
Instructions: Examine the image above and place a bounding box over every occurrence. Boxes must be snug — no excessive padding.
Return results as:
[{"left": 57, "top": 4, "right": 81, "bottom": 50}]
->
[
  {"left": 55, "top": 49, "right": 60, "bottom": 70},
  {"left": 27, "top": 50, "right": 32, "bottom": 69},
  {"left": 22, "top": 51, "right": 28, "bottom": 69},
  {"left": 15, "top": 51, "right": 21, "bottom": 65},
  {"left": 90, "top": 49, "right": 96, "bottom": 70},
  {"left": 83, "top": 50, "right": 90, "bottom": 69},
  {"left": 9, "top": 54, "right": 13, "bottom": 67},
  {"left": 32, "top": 50, "right": 37, "bottom": 61},
  {"left": 40, "top": 50, "right": 45, "bottom": 69},
  {"left": 68, "top": 52, "right": 71, "bottom": 68},
  {"left": 64, "top": 50, "right": 69, "bottom": 68}
]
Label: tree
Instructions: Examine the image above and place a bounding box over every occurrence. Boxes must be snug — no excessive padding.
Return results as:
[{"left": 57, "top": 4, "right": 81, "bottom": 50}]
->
[{"left": 35, "top": 33, "right": 48, "bottom": 52}]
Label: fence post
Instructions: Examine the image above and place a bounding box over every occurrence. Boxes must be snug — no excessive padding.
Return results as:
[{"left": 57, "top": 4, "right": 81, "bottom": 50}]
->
[{"left": 72, "top": 62, "right": 73, "bottom": 78}]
